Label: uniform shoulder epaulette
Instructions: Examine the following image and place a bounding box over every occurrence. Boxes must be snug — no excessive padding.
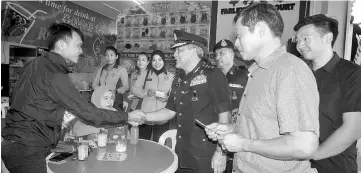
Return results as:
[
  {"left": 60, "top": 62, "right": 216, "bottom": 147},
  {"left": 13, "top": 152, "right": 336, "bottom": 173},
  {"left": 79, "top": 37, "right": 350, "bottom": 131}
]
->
[
  {"left": 202, "top": 62, "right": 215, "bottom": 69},
  {"left": 237, "top": 65, "right": 247, "bottom": 70}
]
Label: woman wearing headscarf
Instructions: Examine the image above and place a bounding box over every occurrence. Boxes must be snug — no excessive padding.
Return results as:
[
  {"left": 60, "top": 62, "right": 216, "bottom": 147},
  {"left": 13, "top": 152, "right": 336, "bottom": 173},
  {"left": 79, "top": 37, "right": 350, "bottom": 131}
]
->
[
  {"left": 92, "top": 46, "right": 129, "bottom": 111},
  {"left": 132, "top": 50, "right": 174, "bottom": 141},
  {"left": 71, "top": 86, "right": 117, "bottom": 137}
]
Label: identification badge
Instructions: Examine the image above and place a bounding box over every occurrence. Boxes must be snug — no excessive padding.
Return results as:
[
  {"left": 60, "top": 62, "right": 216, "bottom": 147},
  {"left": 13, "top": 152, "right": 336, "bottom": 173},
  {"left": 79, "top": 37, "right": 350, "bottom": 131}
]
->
[
  {"left": 229, "top": 83, "right": 243, "bottom": 88},
  {"left": 146, "top": 78, "right": 152, "bottom": 81}
]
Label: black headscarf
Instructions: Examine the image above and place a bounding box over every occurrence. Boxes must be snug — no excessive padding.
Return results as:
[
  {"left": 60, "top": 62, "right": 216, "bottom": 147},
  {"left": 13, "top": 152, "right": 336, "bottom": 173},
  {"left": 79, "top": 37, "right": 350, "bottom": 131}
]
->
[{"left": 150, "top": 50, "right": 167, "bottom": 76}]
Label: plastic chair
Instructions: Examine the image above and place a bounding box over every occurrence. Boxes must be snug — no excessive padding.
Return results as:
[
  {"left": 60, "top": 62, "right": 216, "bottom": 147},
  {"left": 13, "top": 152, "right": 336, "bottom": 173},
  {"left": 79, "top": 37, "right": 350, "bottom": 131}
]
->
[
  {"left": 1, "top": 159, "right": 10, "bottom": 173},
  {"left": 1, "top": 137, "right": 10, "bottom": 173},
  {"left": 46, "top": 152, "right": 55, "bottom": 173},
  {"left": 158, "top": 129, "right": 177, "bottom": 151}
]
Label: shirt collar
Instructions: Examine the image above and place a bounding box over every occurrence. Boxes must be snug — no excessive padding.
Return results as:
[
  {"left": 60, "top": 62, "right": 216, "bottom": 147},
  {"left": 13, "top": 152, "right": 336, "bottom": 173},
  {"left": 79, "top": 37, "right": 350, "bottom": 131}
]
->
[
  {"left": 248, "top": 46, "right": 286, "bottom": 74},
  {"left": 44, "top": 51, "right": 71, "bottom": 73},
  {"left": 103, "top": 63, "right": 119, "bottom": 70},
  {"left": 319, "top": 52, "right": 340, "bottom": 73},
  {"left": 189, "top": 59, "right": 204, "bottom": 74},
  {"left": 227, "top": 65, "right": 237, "bottom": 75}
]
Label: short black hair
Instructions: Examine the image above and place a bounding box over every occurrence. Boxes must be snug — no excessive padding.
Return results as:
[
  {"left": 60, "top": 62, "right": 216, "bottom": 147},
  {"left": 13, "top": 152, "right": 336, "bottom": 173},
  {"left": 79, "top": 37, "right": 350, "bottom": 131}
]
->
[
  {"left": 294, "top": 14, "right": 339, "bottom": 46},
  {"left": 105, "top": 46, "right": 119, "bottom": 56},
  {"left": 134, "top": 52, "right": 150, "bottom": 74},
  {"left": 138, "top": 52, "right": 150, "bottom": 61},
  {"left": 104, "top": 45, "right": 120, "bottom": 65},
  {"left": 150, "top": 50, "right": 167, "bottom": 73},
  {"left": 233, "top": 3, "right": 284, "bottom": 38},
  {"left": 47, "top": 23, "right": 84, "bottom": 50}
]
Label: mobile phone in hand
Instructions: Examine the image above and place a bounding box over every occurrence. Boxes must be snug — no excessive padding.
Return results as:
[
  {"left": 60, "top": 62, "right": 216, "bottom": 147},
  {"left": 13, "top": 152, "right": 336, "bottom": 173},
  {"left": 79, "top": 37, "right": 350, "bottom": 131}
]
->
[
  {"left": 49, "top": 153, "right": 73, "bottom": 164},
  {"left": 195, "top": 119, "right": 206, "bottom": 129}
]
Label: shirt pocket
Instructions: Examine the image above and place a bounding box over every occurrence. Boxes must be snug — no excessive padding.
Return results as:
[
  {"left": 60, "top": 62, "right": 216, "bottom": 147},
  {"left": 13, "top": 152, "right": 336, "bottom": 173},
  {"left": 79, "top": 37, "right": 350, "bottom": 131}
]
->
[
  {"left": 190, "top": 83, "right": 210, "bottom": 111},
  {"left": 190, "top": 126, "right": 216, "bottom": 157}
]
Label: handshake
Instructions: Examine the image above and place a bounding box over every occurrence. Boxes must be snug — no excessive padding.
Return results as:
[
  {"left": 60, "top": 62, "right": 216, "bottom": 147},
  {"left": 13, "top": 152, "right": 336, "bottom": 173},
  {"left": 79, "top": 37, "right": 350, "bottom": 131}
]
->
[{"left": 128, "top": 110, "right": 147, "bottom": 125}]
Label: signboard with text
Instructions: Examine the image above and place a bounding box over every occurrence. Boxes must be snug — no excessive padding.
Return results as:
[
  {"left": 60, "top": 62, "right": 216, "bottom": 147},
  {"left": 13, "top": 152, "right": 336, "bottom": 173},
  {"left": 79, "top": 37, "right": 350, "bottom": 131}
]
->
[
  {"left": 216, "top": 0, "right": 300, "bottom": 45},
  {"left": 1, "top": 1, "right": 117, "bottom": 72}
]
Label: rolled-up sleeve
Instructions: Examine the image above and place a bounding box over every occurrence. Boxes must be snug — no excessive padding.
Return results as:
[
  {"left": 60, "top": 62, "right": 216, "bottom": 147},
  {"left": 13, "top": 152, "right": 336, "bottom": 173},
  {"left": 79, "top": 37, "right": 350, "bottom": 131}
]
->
[
  {"left": 276, "top": 66, "right": 320, "bottom": 136},
  {"left": 47, "top": 74, "right": 128, "bottom": 127},
  {"left": 209, "top": 68, "right": 231, "bottom": 114}
]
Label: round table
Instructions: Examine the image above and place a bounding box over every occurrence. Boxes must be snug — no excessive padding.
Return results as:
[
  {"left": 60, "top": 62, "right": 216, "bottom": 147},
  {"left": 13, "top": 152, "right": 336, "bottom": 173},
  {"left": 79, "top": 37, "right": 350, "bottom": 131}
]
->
[{"left": 49, "top": 139, "right": 178, "bottom": 173}]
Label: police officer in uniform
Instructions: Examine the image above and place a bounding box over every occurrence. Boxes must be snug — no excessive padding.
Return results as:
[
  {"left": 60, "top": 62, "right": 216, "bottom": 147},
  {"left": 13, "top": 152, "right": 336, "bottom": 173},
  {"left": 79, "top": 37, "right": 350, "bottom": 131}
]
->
[
  {"left": 213, "top": 39, "right": 248, "bottom": 173},
  {"left": 142, "top": 30, "right": 231, "bottom": 173},
  {"left": 213, "top": 39, "right": 248, "bottom": 123}
]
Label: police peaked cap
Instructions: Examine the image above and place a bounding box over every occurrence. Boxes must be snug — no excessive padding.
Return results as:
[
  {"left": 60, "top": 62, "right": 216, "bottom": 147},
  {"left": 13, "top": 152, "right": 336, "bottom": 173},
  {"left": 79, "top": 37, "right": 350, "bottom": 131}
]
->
[
  {"left": 171, "top": 30, "right": 208, "bottom": 49},
  {"left": 213, "top": 39, "right": 235, "bottom": 52}
]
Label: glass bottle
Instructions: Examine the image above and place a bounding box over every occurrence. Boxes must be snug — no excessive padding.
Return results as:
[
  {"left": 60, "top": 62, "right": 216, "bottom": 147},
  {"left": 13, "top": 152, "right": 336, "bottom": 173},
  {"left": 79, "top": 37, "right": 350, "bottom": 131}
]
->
[
  {"left": 130, "top": 125, "right": 139, "bottom": 145},
  {"left": 116, "top": 134, "right": 127, "bottom": 152}
]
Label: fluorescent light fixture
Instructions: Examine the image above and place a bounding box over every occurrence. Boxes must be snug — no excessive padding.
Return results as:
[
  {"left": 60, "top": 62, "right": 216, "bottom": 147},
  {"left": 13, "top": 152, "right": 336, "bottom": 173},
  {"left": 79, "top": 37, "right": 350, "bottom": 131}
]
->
[
  {"left": 102, "top": 2, "right": 122, "bottom": 13},
  {"left": 132, "top": 0, "right": 144, "bottom": 6}
]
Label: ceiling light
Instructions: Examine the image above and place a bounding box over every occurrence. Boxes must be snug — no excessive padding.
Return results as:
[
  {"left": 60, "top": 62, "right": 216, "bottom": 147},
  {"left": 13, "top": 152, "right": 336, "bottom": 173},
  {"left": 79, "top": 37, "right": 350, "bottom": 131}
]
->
[
  {"left": 132, "top": 0, "right": 144, "bottom": 6},
  {"left": 102, "top": 2, "right": 122, "bottom": 13}
]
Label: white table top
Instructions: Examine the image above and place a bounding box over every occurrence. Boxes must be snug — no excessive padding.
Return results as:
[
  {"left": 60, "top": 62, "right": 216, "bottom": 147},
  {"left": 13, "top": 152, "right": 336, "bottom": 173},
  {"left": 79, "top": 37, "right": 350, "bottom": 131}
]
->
[{"left": 48, "top": 139, "right": 178, "bottom": 173}]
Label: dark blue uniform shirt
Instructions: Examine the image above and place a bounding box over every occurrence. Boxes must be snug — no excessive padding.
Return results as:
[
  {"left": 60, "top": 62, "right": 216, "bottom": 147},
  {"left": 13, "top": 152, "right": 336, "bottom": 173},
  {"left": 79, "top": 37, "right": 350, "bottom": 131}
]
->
[
  {"left": 310, "top": 53, "right": 361, "bottom": 173},
  {"left": 165, "top": 60, "right": 231, "bottom": 172},
  {"left": 226, "top": 65, "right": 248, "bottom": 123},
  {"left": 2, "top": 52, "right": 128, "bottom": 148}
]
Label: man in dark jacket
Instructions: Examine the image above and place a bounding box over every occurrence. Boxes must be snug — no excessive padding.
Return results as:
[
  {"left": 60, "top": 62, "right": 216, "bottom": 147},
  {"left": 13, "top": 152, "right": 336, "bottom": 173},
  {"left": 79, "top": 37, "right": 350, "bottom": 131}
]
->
[{"left": 1, "top": 23, "right": 143, "bottom": 173}]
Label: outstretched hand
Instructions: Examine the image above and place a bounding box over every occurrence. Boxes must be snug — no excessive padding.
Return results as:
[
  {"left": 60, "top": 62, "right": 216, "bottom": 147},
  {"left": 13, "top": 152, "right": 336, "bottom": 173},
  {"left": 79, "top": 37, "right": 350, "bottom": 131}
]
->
[{"left": 128, "top": 110, "right": 147, "bottom": 125}]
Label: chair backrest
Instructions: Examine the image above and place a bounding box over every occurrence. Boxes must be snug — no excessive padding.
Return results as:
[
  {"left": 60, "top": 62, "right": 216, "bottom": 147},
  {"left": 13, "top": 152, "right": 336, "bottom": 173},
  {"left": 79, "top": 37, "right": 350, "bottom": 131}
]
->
[
  {"left": 46, "top": 152, "right": 55, "bottom": 173},
  {"left": 158, "top": 129, "right": 177, "bottom": 150},
  {"left": 1, "top": 159, "right": 10, "bottom": 173},
  {"left": 1, "top": 137, "right": 10, "bottom": 173}
]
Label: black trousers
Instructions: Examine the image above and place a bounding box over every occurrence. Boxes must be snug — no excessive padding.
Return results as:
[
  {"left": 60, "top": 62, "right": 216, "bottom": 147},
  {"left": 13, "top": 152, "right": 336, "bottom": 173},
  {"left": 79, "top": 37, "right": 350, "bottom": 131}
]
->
[
  {"left": 2, "top": 139, "right": 50, "bottom": 173},
  {"left": 114, "top": 93, "right": 124, "bottom": 111},
  {"left": 138, "top": 122, "right": 170, "bottom": 142}
]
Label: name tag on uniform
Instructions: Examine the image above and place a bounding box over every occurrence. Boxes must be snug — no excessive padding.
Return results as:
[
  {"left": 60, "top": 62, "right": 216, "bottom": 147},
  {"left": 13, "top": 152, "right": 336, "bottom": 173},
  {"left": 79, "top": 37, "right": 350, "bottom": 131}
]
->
[
  {"left": 190, "top": 74, "right": 207, "bottom": 86},
  {"left": 146, "top": 78, "right": 152, "bottom": 81},
  {"left": 229, "top": 83, "right": 243, "bottom": 88}
]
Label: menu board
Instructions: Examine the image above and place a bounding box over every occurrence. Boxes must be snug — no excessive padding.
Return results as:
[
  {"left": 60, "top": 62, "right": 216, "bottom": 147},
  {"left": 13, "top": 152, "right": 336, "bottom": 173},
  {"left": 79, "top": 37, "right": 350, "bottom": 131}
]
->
[
  {"left": 115, "top": 1, "right": 212, "bottom": 54},
  {"left": 1, "top": 1, "right": 116, "bottom": 72}
]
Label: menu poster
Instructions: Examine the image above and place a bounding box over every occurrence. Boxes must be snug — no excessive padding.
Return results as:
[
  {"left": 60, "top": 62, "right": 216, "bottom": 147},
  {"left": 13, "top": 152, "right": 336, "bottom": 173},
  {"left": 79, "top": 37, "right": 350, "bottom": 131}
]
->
[
  {"left": 115, "top": 1, "right": 212, "bottom": 54},
  {"left": 1, "top": 1, "right": 116, "bottom": 73},
  {"left": 216, "top": 0, "right": 301, "bottom": 45}
]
